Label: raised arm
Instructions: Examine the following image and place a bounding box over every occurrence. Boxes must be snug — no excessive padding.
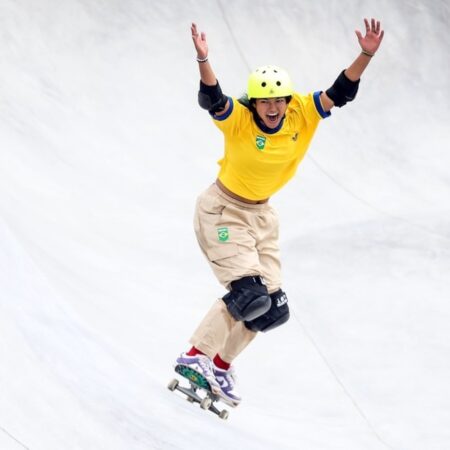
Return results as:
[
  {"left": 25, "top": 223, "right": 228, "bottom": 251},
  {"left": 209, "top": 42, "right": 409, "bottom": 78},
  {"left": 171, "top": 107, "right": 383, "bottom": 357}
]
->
[
  {"left": 320, "top": 18, "right": 385, "bottom": 112},
  {"left": 191, "top": 23, "right": 230, "bottom": 116}
]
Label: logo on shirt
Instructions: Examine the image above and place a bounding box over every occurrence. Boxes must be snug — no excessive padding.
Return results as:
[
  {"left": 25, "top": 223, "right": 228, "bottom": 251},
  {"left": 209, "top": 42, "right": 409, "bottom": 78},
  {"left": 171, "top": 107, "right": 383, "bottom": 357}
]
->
[
  {"left": 256, "top": 135, "right": 266, "bottom": 151},
  {"left": 217, "top": 227, "right": 229, "bottom": 242},
  {"left": 292, "top": 132, "right": 299, "bottom": 141}
]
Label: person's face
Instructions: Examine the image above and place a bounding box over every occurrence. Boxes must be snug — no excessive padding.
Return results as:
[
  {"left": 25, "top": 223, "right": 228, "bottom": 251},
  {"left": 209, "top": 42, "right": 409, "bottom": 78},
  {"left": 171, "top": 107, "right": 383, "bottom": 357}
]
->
[{"left": 254, "top": 97, "right": 288, "bottom": 129}]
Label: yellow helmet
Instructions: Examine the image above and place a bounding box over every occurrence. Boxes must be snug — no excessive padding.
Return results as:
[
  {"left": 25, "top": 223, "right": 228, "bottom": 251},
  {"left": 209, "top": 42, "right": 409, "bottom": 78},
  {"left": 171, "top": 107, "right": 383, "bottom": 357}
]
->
[{"left": 247, "top": 65, "right": 293, "bottom": 99}]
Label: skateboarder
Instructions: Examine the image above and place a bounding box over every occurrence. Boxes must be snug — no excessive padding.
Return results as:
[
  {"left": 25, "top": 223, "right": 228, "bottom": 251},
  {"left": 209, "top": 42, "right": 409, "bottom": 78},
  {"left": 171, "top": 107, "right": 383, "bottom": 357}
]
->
[{"left": 176, "top": 19, "right": 384, "bottom": 406}]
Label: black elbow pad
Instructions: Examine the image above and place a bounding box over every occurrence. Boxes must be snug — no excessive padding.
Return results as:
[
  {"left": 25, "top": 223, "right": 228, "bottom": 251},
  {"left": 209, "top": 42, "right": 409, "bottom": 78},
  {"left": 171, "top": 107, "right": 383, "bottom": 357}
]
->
[
  {"left": 325, "top": 70, "right": 360, "bottom": 107},
  {"left": 198, "top": 80, "right": 228, "bottom": 114}
]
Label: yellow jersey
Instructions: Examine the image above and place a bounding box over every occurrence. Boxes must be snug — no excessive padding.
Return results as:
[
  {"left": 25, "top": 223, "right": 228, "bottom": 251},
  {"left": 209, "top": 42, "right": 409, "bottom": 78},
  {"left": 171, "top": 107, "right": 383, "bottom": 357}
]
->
[{"left": 212, "top": 92, "right": 330, "bottom": 200}]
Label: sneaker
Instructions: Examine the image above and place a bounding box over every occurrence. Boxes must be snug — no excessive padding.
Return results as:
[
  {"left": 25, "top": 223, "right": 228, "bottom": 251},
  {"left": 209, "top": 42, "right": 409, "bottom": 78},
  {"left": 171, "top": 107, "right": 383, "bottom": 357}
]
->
[
  {"left": 175, "top": 353, "right": 221, "bottom": 391},
  {"left": 212, "top": 365, "right": 242, "bottom": 407}
]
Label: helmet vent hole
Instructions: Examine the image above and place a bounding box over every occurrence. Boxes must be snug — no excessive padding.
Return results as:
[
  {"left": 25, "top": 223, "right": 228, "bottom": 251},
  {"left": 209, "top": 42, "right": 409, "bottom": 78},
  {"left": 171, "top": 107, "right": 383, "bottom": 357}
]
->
[
  {"left": 262, "top": 70, "right": 266, "bottom": 74},
  {"left": 276, "top": 81, "right": 281, "bottom": 86},
  {"left": 261, "top": 82, "right": 267, "bottom": 87}
]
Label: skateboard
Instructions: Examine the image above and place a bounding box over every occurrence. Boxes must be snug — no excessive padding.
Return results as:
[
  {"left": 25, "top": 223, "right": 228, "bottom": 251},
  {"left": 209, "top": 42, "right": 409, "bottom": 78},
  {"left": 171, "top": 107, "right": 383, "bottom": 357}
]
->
[{"left": 168, "top": 364, "right": 230, "bottom": 420}]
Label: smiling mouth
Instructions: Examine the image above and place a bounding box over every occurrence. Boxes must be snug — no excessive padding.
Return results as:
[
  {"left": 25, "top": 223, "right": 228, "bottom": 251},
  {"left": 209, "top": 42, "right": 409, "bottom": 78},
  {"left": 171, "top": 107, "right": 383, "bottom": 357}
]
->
[{"left": 266, "top": 113, "right": 279, "bottom": 123}]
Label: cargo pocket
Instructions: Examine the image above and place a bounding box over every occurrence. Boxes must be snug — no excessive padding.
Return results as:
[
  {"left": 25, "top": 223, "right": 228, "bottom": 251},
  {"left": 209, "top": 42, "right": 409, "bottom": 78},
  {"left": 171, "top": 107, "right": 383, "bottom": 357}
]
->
[
  {"left": 194, "top": 193, "right": 225, "bottom": 239},
  {"left": 206, "top": 243, "right": 239, "bottom": 265}
]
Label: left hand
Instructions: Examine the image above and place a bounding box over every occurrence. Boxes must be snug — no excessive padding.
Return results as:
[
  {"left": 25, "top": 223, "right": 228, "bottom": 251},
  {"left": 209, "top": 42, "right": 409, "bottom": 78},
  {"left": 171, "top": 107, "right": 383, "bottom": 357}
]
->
[{"left": 355, "top": 18, "right": 384, "bottom": 55}]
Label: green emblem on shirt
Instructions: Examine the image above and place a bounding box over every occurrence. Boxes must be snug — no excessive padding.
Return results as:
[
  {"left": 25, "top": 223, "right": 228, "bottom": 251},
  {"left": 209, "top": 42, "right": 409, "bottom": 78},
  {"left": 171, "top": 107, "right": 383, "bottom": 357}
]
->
[
  {"left": 217, "top": 227, "right": 229, "bottom": 242},
  {"left": 256, "top": 135, "right": 266, "bottom": 151}
]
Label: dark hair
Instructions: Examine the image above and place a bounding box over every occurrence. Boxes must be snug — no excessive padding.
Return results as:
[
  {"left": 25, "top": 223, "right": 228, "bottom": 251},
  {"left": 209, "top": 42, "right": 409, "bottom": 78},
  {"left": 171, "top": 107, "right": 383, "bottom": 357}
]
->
[
  {"left": 238, "top": 93, "right": 292, "bottom": 110},
  {"left": 237, "top": 93, "right": 254, "bottom": 110}
]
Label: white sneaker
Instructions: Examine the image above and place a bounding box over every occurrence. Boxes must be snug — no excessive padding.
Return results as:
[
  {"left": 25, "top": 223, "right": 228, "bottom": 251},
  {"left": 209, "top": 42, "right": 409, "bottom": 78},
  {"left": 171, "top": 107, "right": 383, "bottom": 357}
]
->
[{"left": 212, "top": 365, "right": 242, "bottom": 406}]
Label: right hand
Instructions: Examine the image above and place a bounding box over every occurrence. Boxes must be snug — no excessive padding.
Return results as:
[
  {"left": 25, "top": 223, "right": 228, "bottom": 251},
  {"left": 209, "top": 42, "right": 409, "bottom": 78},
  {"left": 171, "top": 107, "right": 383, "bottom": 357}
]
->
[{"left": 191, "top": 23, "right": 208, "bottom": 60}]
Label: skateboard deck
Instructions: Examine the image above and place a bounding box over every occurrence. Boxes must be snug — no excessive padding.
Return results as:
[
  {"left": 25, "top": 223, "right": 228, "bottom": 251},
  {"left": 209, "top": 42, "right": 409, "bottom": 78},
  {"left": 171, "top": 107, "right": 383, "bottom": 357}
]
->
[{"left": 168, "top": 364, "right": 230, "bottom": 420}]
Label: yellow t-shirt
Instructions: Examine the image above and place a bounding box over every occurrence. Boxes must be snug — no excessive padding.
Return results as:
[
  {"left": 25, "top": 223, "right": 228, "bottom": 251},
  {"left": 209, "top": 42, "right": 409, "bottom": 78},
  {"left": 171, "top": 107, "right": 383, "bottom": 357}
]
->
[{"left": 212, "top": 92, "right": 330, "bottom": 200}]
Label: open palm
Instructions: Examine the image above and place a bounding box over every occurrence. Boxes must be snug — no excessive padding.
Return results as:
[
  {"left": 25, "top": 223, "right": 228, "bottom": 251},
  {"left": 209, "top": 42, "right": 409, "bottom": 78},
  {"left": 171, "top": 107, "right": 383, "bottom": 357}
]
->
[
  {"left": 355, "top": 18, "right": 384, "bottom": 55},
  {"left": 191, "top": 23, "right": 208, "bottom": 59}
]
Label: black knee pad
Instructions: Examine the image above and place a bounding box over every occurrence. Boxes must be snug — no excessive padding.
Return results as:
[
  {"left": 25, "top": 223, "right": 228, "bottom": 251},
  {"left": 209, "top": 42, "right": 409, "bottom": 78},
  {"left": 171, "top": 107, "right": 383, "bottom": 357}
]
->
[
  {"left": 244, "top": 289, "right": 290, "bottom": 332},
  {"left": 222, "top": 276, "right": 271, "bottom": 322}
]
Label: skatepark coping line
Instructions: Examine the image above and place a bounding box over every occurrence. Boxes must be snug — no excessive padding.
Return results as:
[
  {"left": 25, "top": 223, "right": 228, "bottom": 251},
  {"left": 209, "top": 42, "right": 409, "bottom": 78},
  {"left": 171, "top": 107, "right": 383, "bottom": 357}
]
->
[{"left": 0, "top": 425, "right": 30, "bottom": 450}]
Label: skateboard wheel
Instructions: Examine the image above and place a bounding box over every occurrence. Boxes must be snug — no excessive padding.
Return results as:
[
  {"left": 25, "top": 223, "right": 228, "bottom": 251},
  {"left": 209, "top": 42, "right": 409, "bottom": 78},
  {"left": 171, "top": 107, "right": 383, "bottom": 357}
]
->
[
  {"left": 167, "top": 379, "right": 179, "bottom": 391},
  {"left": 219, "top": 410, "right": 229, "bottom": 420},
  {"left": 200, "top": 397, "right": 212, "bottom": 410}
]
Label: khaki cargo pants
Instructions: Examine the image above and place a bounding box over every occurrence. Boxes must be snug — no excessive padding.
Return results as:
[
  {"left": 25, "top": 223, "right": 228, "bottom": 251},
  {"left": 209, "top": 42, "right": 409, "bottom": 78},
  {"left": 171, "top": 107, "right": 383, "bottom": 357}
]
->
[{"left": 189, "top": 183, "right": 282, "bottom": 362}]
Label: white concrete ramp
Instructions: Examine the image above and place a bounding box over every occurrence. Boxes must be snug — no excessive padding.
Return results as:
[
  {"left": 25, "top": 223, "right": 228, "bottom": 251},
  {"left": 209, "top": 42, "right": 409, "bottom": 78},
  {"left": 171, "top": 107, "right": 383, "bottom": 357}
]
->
[{"left": 0, "top": 1, "right": 449, "bottom": 449}]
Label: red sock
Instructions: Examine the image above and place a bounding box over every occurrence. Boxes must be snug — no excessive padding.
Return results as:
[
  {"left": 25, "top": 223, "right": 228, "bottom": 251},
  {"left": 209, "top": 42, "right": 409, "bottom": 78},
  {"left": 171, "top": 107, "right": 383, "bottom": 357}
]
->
[
  {"left": 213, "top": 354, "right": 231, "bottom": 371},
  {"left": 186, "top": 346, "right": 205, "bottom": 357}
]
